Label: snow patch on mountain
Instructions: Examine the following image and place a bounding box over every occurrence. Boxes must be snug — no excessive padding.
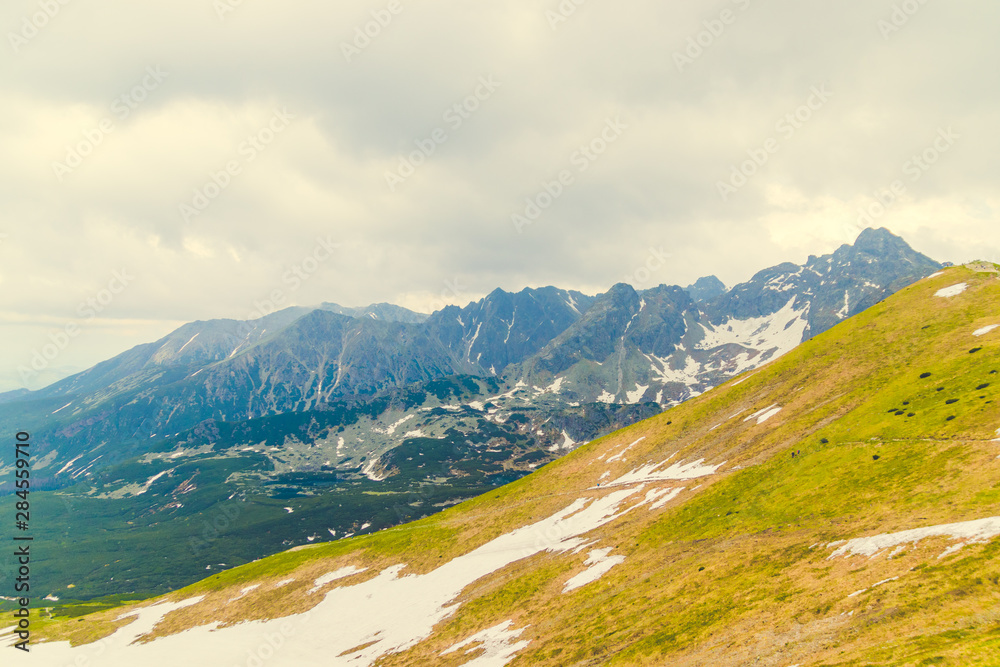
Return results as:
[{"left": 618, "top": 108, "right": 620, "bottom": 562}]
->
[
  {"left": 309, "top": 566, "right": 368, "bottom": 594},
  {"left": 648, "top": 354, "right": 701, "bottom": 386},
  {"left": 935, "top": 283, "right": 968, "bottom": 298},
  {"left": 602, "top": 457, "right": 723, "bottom": 488},
  {"left": 836, "top": 290, "right": 850, "bottom": 320},
  {"left": 828, "top": 516, "right": 1000, "bottom": 560},
  {"left": 696, "top": 297, "right": 809, "bottom": 356},
  {"left": 377, "top": 415, "right": 415, "bottom": 435},
  {"left": 743, "top": 404, "right": 782, "bottom": 425},
  {"left": 563, "top": 548, "right": 625, "bottom": 592},
  {"left": 626, "top": 384, "right": 649, "bottom": 404},
  {"left": 596, "top": 390, "right": 616, "bottom": 404},
  {"left": 440, "top": 620, "right": 531, "bottom": 666},
  {"left": 973, "top": 324, "right": 999, "bottom": 337}
]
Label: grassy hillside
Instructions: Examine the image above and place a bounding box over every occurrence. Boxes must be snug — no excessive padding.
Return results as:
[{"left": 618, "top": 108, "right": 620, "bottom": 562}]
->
[{"left": 11, "top": 264, "right": 1000, "bottom": 665}]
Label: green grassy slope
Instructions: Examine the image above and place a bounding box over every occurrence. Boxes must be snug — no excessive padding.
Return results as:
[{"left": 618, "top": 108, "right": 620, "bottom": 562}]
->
[{"left": 25, "top": 265, "right": 1000, "bottom": 665}]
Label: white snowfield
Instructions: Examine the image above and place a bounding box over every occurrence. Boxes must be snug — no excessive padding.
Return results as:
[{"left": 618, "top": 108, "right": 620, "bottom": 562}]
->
[
  {"left": 4, "top": 486, "right": 675, "bottom": 666},
  {"left": 973, "top": 324, "right": 999, "bottom": 337},
  {"left": 828, "top": 516, "right": 1000, "bottom": 560},
  {"left": 743, "top": 404, "right": 782, "bottom": 425},
  {"left": 696, "top": 297, "right": 809, "bottom": 358},
  {"left": 563, "top": 548, "right": 626, "bottom": 593},
  {"left": 601, "top": 457, "right": 724, "bottom": 488},
  {"left": 935, "top": 283, "right": 968, "bottom": 298},
  {"left": 440, "top": 620, "right": 530, "bottom": 666}
]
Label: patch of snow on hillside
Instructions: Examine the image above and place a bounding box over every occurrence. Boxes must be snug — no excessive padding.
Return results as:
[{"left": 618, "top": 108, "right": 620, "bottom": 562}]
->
[
  {"left": 177, "top": 333, "right": 200, "bottom": 354},
  {"left": 626, "top": 384, "right": 649, "bottom": 404},
  {"left": 559, "top": 431, "right": 577, "bottom": 450},
  {"left": 836, "top": 290, "right": 850, "bottom": 320},
  {"left": 974, "top": 324, "right": 999, "bottom": 337},
  {"left": 229, "top": 585, "right": 260, "bottom": 602},
  {"left": 743, "top": 404, "right": 781, "bottom": 425},
  {"left": 696, "top": 297, "right": 808, "bottom": 356},
  {"left": 379, "top": 414, "right": 415, "bottom": 435},
  {"left": 730, "top": 372, "right": 758, "bottom": 387},
  {"left": 545, "top": 377, "right": 564, "bottom": 394},
  {"left": 563, "top": 548, "right": 626, "bottom": 592},
  {"left": 925, "top": 271, "right": 945, "bottom": 279},
  {"left": 309, "top": 566, "right": 368, "bottom": 594},
  {"left": 606, "top": 437, "right": 645, "bottom": 463},
  {"left": 0, "top": 597, "right": 206, "bottom": 661},
  {"left": 596, "top": 390, "right": 616, "bottom": 404},
  {"left": 935, "top": 283, "right": 968, "bottom": 298},
  {"left": 137, "top": 470, "right": 171, "bottom": 496},
  {"left": 755, "top": 406, "right": 782, "bottom": 424},
  {"left": 649, "top": 488, "right": 684, "bottom": 510},
  {"left": 648, "top": 353, "right": 701, "bottom": 386},
  {"left": 55, "top": 454, "right": 84, "bottom": 476},
  {"left": 828, "top": 516, "right": 1000, "bottom": 560},
  {"left": 848, "top": 576, "right": 898, "bottom": 598},
  {"left": 52, "top": 401, "right": 73, "bottom": 414},
  {"left": 603, "top": 457, "right": 723, "bottom": 487},
  {"left": 16, "top": 489, "right": 650, "bottom": 665},
  {"left": 362, "top": 457, "right": 387, "bottom": 482},
  {"left": 441, "top": 620, "right": 530, "bottom": 666}
]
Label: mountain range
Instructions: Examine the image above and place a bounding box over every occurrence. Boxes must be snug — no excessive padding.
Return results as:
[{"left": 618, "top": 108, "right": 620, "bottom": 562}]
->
[
  {"left": 0, "top": 227, "right": 942, "bottom": 601},
  {"left": 7, "top": 255, "right": 999, "bottom": 665}
]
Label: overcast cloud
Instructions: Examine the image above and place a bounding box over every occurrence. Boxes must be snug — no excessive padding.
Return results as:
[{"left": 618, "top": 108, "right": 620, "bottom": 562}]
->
[{"left": 1, "top": 0, "right": 997, "bottom": 391}]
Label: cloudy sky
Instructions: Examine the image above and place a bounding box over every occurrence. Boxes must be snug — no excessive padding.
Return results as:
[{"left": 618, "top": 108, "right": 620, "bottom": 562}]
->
[{"left": 1, "top": 0, "right": 997, "bottom": 391}]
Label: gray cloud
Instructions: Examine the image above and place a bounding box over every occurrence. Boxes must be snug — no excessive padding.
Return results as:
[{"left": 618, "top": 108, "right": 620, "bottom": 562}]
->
[{"left": 1, "top": 0, "right": 998, "bottom": 391}]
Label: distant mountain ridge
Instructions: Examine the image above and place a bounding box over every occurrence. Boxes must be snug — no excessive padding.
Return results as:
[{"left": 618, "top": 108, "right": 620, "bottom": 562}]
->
[{"left": 0, "top": 228, "right": 939, "bottom": 495}]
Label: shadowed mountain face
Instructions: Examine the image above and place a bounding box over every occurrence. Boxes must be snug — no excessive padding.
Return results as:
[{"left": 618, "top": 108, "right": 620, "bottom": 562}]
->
[{"left": 685, "top": 275, "right": 727, "bottom": 303}]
